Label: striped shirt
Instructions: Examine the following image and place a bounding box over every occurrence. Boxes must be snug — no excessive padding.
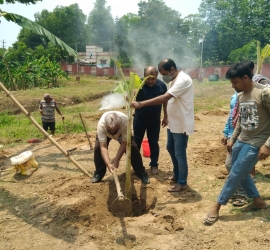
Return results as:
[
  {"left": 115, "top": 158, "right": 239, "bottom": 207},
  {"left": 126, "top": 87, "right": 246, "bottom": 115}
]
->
[
  {"left": 253, "top": 74, "right": 270, "bottom": 86},
  {"left": 40, "top": 99, "right": 58, "bottom": 122}
]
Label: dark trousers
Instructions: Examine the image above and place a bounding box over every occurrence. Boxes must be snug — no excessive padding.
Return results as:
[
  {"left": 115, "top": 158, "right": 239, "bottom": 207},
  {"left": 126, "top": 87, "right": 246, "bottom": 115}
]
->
[
  {"left": 133, "top": 116, "right": 160, "bottom": 167},
  {"left": 93, "top": 135, "right": 146, "bottom": 179}
]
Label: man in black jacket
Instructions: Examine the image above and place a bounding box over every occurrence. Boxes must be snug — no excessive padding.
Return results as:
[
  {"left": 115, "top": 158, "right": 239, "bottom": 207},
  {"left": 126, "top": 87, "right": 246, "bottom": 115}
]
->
[{"left": 133, "top": 66, "right": 168, "bottom": 175}]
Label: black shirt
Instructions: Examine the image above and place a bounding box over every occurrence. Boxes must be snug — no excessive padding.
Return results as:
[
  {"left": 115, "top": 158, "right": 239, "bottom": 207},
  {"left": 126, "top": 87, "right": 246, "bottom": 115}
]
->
[{"left": 135, "top": 79, "right": 167, "bottom": 121}]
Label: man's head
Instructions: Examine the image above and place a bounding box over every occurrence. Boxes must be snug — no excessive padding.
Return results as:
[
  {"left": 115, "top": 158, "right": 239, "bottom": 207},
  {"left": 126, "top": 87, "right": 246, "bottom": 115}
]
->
[
  {"left": 225, "top": 62, "right": 254, "bottom": 93},
  {"left": 243, "top": 60, "right": 255, "bottom": 74},
  {"left": 43, "top": 93, "right": 51, "bottom": 103},
  {"left": 104, "top": 112, "right": 121, "bottom": 135},
  {"left": 158, "top": 59, "right": 177, "bottom": 83},
  {"left": 144, "top": 66, "right": 158, "bottom": 87}
]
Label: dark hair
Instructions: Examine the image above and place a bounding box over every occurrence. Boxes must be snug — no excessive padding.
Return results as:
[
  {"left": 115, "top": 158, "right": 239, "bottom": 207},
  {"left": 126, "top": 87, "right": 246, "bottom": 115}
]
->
[
  {"left": 159, "top": 59, "right": 176, "bottom": 71},
  {"left": 242, "top": 60, "right": 255, "bottom": 70},
  {"left": 225, "top": 62, "right": 253, "bottom": 79}
]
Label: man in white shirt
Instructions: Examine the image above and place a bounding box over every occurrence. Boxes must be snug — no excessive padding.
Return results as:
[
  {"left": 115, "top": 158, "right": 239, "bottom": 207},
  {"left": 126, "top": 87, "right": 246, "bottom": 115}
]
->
[
  {"left": 131, "top": 59, "right": 194, "bottom": 192},
  {"left": 91, "top": 111, "right": 149, "bottom": 184}
]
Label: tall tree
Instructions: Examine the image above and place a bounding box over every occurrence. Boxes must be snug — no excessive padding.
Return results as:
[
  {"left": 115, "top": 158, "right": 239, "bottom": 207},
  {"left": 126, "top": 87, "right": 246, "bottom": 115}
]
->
[
  {"left": 18, "top": 4, "right": 88, "bottom": 52},
  {"left": 183, "top": 14, "right": 209, "bottom": 67},
  {"left": 199, "top": 0, "right": 270, "bottom": 63},
  {"left": 123, "top": 0, "right": 187, "bottom": 67},
  {"left": 87, "top": 0, "right": 115, "bottom": 51},
  {"left": 114, "top": 15, "right": 136, "bottom": 67}
]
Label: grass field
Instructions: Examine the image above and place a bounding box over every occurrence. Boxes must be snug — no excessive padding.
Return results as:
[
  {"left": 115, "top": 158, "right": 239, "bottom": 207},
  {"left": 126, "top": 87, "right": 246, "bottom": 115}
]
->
[{"left": 0, "top": 76, "right": 234, "bottom": 145}]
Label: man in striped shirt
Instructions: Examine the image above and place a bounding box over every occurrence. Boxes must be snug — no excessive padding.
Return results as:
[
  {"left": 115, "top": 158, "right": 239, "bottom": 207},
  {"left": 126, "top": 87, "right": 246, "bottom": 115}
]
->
[{"left": 39, "top": 93, "right": 64, "bottom": 136}]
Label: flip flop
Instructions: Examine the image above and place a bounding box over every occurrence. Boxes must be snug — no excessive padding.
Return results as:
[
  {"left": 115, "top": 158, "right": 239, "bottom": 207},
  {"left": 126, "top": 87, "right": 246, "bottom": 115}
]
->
[
  {"left": 168, "top": 184, "right": 188, "bottom": 192},
  {"left": 232, "top": 198, "right": 248, "bottom": 207},
  {"left": 203, "top": 213, "right": 219, "bottom": 225}
]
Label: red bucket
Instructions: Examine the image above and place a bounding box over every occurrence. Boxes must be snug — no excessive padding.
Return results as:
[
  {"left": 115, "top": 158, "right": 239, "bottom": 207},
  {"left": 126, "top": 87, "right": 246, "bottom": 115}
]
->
[{"left": 142, "top": 139, "right": 150, "bottom": 157}]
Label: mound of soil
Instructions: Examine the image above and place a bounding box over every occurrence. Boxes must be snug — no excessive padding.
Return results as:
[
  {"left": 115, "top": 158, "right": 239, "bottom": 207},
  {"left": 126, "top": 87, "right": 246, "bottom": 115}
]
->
[{"left": 202, "top": 110, "right": 229, "bottom": 116}]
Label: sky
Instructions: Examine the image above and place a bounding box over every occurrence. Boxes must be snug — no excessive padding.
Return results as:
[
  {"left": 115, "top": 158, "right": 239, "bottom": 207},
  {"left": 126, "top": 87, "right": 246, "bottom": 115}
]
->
[{"left": 0, "top": 0, "right": 202, "bottom": 48}]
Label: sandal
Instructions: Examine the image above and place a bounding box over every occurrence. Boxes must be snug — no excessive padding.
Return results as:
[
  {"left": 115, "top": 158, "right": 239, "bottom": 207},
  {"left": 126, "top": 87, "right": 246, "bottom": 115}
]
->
[
  {"left": 232, "top": 197, "right": 247, "bottom": 207},
  {"left": 203, "top": 213, "right": 219, "bottom": 225},
  {"left": 168, "top": 184, "right": 188, "bottom": 192},
  {"left": 164, "top": 176, "right": 177, "bottom": 182}
]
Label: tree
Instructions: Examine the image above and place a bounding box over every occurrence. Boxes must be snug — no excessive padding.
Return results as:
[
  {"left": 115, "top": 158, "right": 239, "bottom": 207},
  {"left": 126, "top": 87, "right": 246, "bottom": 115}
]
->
[
  {"left": 228, "top": 40, "right": 257, "bottom": 62},
  {"left": 17, "top": 4, "right": 88, "bottom": 53},
  {"left": 87, "top": 0, "right": 115, "bottom": 51},
  {"left": 6, "top": 41, "right": 33, "bottom": 62},
  {"left": 199, "top": 0, "right": 270, "bottom": 63},
  {"left": 1, "top": 11, "right": 77, "bottom": 56},
  {"left": 122, "top": 0, "right": 188, "bottom": 67},
  {"left": 183, "top": 14, "right": 209, "bottom": 67},
  {"left": 114, "top": 16, "right": 134, "bottom": 67}
]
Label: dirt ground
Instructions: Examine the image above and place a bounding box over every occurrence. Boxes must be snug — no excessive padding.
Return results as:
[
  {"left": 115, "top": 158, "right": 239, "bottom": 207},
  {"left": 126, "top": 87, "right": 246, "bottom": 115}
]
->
[{"left": 1, "top": 110, "right": 270, "bottom": 250}]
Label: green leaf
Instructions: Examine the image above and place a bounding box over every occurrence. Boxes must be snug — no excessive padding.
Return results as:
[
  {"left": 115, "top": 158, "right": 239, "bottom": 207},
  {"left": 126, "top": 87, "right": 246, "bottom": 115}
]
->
[
  {"left": 1, "top": 12, "right": 77, "bottom": 56},
  {"left": 132, "top": 73, "right": 142, "bottom": 88}
]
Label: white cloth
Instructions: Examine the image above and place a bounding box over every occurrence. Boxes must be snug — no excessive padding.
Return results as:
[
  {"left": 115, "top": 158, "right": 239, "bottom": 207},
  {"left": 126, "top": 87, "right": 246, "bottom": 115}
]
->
[
  {"left": 167, "top": 71, "right": 194, "bottom": 135},
  {"left": 97, "top": 111, "right": 128, "bottom": 142}
]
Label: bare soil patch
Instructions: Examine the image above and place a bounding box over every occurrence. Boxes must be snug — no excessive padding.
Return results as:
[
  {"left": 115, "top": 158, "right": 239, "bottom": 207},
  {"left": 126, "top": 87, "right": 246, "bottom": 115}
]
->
[{"left": 1, "top": 112, "right": 270, "bottom": 249}]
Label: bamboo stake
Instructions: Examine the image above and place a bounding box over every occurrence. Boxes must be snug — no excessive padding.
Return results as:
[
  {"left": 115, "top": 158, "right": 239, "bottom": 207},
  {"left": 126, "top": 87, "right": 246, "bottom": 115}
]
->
[
  {"left": 0, "top": 81, "right": 91, "bottom": 177},
  {"left": 79, "top": 113, "right": 93, "bottom": 150},
  {"left": 124, "top": 73, "right": 135, "bottom": 201},
  {"left": 114, "top": 64, "right": 151, "bottom": 201},
  {"left": 256, "top": 41, "right": 261, "bottom": 74},
  {"left": 112, "top": 170, "right": 125, "bottom": 201}
]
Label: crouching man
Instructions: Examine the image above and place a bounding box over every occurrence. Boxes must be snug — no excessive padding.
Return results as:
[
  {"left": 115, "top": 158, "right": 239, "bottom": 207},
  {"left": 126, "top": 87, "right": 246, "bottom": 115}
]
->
[{"left": 91, "top": 111, "right": 150, "bottom": 184}]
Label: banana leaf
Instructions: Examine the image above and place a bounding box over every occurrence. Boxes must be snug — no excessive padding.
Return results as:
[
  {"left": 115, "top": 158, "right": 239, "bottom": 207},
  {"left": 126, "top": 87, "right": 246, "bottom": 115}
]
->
[
  {"left": 1, "top": 11, "right": 77, "bottom": 56},
  {"left": 113, "top": 71, "right": 142, "bottom": 93},
  {"left": 256, "top": 41, "right": 270, "bottom": 74},
  {"left": 132, "top": 73, "right": 142, "bottom": 88}
]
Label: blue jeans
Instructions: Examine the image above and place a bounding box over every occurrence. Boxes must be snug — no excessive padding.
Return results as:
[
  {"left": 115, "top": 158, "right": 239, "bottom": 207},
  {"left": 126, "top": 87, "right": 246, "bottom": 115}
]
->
[
  {"left": 166, "top": 129, "right": 189, "bottom": 186},
  {"left": 133, "top": 116, "right": 160, "bottom": 167},
  {"left": 225, "top": 153, "right": 247, "bottom": 198},
  {"left": 218, "top": 140, "right": 260, "bottom": 205}
]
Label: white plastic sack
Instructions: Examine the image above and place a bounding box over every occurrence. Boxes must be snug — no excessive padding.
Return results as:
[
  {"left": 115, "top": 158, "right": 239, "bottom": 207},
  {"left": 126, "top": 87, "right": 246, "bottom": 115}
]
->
[{"left": 10, "top": 151, "right": 38, "bottom": 176}]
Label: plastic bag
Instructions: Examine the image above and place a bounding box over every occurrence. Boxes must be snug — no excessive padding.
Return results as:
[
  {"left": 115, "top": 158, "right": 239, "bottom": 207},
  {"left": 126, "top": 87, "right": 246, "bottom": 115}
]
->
[{"left": 11, "top": 151, "right": 38, "bottom": 176}]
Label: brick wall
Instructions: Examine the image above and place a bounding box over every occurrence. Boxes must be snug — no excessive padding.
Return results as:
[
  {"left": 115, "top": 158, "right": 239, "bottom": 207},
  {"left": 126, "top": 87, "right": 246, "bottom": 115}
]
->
[{"left": 60, "top": 63, "right": 270, "bottom": 79}]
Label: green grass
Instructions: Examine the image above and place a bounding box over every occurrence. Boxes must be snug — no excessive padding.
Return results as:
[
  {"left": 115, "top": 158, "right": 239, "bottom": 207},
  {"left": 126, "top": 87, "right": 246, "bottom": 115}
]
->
[
  {"left": 194, "top": 80, "right": 234, "bottom": 113},
  {"left": 0, "top": 78, "right": 235, "bottom": 146}
]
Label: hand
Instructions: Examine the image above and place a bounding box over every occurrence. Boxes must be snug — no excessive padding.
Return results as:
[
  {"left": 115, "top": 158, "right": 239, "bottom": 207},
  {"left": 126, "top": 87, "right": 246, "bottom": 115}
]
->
[
  {"left": 61, "top": 116, "right": 65, "bottom": 120},
  {"left": 161, "top": 117, "right": 168, "bottom": 128},
  {"left": 110, "top": 158, "right": 119, "bottom": 168},
  {"left": 40, "top": 110, "right": 44, "bottom": 116},
  {"left": 106, "top": 163, "right": 116, "bottom": 173},
  {"left": 226, "top": 140, "right": 234, "bottom": 154},
  {"left": 221, "top": 137, "right": 228, "bottom": 145},
  {"left": 130, "top": 101, "right": 143, "bottom": 109},
  {"left": 258, "top": 145, "right": 270, "bottom": 161}
]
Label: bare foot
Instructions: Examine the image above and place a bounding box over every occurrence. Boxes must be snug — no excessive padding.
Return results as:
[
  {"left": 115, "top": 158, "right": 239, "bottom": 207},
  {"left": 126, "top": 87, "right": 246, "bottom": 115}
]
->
[{"left": 253, "top": 197, "right": 268, "bottom": 209}]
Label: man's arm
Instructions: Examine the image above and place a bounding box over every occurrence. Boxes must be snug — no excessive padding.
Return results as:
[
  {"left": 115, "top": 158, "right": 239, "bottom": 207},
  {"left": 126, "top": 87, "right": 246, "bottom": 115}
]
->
[
  {"left": 258, "top": 88, "right": 270, "bottom": 160},
  {"left": 131, "top": 92, "right": 172, "bottom": 109},
  {"left": 100, "top": 141, "right": 115, "bottom": 173},
  {"left": 111, "top": 141, "right": 127, "bottom": 168},
  {"left": 221, "top": 115, "right": 230, "bottom": 145},
  {"left": 227, "top": 119, "right": 241, "bottom": 153},
  {"left": 55, "top": 102, "right": 64, "bottom": 119},
  {"left": 161, "top": 101, "right": 168, "bottom": 127},
  {"left": 262, "top": 87, "right": 270, "bottom": 147},
  {"left": 39, "top": 102, "right": 44, "bottom": 116}
]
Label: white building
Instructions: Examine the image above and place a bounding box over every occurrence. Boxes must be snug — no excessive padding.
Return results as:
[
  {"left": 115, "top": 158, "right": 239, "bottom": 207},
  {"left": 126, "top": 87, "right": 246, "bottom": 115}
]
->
[{"left": 77, "top": 45, "right": 115, "bottom": 68}]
